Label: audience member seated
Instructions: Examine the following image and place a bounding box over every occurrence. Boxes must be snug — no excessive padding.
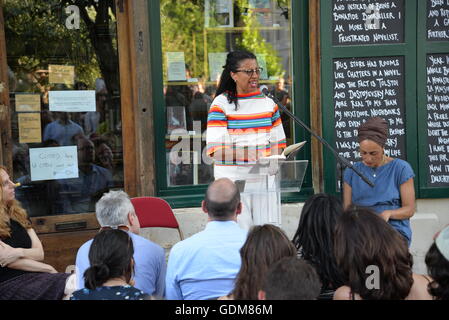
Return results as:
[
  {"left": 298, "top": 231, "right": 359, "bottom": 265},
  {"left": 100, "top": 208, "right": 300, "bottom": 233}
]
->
[
  {"left": 75, "top": 190, "right": 166, "bottom": 298},
  {"left": 165, "top": 178, "right": 247, "bottom": 300},
  {"left": 220, "top": 224, "right": 296, "bottom": 300},
  {"left": 71, "top": 229, "right": 149, "bottom": 300},
  {"left": 57, "top": 136, "right": 113, "bottom": 213},
  {"left": 333, "top": 206, "right": 433, "bottom": 300},
  {"left": 0, "top": 165, "right": 74, "bottom": 300},
  {"left": 258, "top": 257, "right": 321, "bottom": 300},
  {"left": 43, "top": 111, "right": 84, "bottom": 146},
  {"left": 425, "top": 225, "right": 449, "bottom": 300},
  {"left": 292, "top": 193, "right": 344, "bottom": 299}
]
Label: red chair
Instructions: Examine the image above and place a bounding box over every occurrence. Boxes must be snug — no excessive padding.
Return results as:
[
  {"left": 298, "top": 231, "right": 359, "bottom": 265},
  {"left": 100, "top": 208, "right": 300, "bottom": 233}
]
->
[{"left": 131, "top": 196, "right": 184, "bottom": 240}]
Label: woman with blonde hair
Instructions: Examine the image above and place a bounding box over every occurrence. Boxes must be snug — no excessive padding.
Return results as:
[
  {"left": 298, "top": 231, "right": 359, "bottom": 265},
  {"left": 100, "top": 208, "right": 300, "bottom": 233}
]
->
[{"left": 0, "top": 165, "right": 71, "bottom": 299}]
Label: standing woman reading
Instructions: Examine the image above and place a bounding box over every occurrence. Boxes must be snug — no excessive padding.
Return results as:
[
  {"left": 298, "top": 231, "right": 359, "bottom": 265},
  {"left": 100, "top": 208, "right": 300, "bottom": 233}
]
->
[
  {"left": 206, "top": 50, "right": 287, "bottom": 229},
  {"left": 343, "top": 117, "right": 415, "bottom": 245}
]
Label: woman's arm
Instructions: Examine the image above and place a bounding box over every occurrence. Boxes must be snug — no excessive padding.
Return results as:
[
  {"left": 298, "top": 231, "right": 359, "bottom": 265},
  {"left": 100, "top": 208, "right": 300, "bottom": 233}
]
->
[
  {"left": 211, "top": 146, "right": 266, "bottom": 162},
  {"left": 343, "top": 182, "right": 352, "bottom": 210},
  {"left": 379, "top": 178, "right": 415, "bottom": 221},
  {"left": 0, "top": 228, "right": 44, "bottom": 266},
  {"left": 6, "top": 258, "right": 57, "bottom": 273}
]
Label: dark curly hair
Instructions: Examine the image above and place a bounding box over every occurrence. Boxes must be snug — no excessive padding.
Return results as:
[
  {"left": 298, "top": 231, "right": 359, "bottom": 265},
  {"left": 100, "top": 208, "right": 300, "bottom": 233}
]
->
[
  {"left": 425, "top": 242, "right": 449, "bottom": 300},
  {"left": 292, "top": 193, "right": 344, "bottom": 294},
  {"left": 232, "top": 224, "right": 297, "bottom": 300},
  {"left": 334, "top": 206, "right": 414, "bottom": 300}
]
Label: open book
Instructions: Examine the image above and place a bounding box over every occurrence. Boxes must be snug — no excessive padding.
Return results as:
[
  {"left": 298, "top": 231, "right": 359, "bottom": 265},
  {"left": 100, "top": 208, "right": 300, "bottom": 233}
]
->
[
  {"left": 282, "top": 141, "right": 307, "bottom": 160},
  {"left": 260, "top": 141, "right": 307, "bottom": 161}
]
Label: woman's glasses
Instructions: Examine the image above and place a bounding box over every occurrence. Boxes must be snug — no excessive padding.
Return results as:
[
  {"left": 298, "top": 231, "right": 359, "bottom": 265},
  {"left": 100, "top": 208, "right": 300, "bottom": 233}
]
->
[{"left": 234, "top": 67, "right": 263, "bottom": 76}]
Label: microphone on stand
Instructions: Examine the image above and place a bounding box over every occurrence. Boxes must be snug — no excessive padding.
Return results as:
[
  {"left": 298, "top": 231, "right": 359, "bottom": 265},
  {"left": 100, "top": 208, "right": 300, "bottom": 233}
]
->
[
  {"left": 259, "top": 82, "right": 374, "bottom": 189},
  {"left": 259, "top": 85, "right": 269, "bottom": 95}
]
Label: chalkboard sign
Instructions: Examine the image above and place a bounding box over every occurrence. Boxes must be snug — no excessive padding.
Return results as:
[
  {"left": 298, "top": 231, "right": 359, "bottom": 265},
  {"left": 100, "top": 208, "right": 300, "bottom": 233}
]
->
[
  {"left": 427, "top": 0, "right": 449, "bottom": 41},
  {"left": 333, "top": 56, "right": 406, "bottom": 162},
  {"left": 332, "top": 0, "right": 405, "bottom": 45},
  {"left": 426, "top": 53, "right": 449, "bottom": 187}
]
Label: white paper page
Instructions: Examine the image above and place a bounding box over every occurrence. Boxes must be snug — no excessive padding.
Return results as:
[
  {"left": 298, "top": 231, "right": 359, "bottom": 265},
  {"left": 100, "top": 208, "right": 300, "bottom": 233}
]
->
[{"left": 30, "top": 146, "right": 79, "bottom": 181}]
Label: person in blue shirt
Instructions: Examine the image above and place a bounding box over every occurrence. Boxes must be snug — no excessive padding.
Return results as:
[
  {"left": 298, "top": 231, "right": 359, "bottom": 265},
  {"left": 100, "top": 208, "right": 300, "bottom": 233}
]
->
[
  {"left": 75, "top": 190, "right": 166, "bottom": 298},
  {"left": 43, "top": 112, "right": 84, "bottom": 146},
  {"left": 165, "top": 178, "right": 248, "bottom": 300},
  {"left": 343, "top": 117, "right": 415, "bottom": 245},
  {"left": 71, "top": 229, "right": 149, "bottom": 300}
]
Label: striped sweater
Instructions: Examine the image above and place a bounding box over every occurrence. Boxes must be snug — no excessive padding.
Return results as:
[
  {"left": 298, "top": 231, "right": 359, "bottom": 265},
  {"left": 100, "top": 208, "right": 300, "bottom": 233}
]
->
[{"left": 206, "top": 91, "right": 286, "bottom": 175}]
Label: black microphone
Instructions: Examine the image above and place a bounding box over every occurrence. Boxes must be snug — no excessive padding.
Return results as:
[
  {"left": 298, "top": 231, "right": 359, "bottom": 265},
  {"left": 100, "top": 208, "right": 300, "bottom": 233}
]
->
[
  {"left": 260, "top": 83, "right": 374, "bottom": 189},
  {"left": 260, "top": 85, "right": 270, "bottom": 96}
]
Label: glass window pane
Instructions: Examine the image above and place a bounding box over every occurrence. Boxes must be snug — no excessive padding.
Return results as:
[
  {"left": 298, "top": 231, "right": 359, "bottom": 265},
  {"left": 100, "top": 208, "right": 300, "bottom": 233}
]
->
[
  {"left": 160, "top": 0, "right": 293, "bottom": 187},
  {"left": 4, "top": 1, "right": 124, "bottom": 216}
]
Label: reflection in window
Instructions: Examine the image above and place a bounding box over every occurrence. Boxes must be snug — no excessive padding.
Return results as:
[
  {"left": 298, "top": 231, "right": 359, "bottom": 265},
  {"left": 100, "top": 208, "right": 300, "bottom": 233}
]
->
[
  {"left": 4, "top": 0, "right": 124, "bottom": 216},
  {"left": 160, "top": 0, "right": 293, "bottom": 187}
]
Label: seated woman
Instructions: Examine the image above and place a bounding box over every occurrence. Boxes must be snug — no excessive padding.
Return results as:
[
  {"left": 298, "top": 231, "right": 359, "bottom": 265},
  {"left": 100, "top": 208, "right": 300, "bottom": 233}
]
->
[
  {"left": 333, "top": 206, "right": 433, "bottom": 300},
  {"left": 292, "top": 193, "right": 344, "bottom": 300},
  {"left": 425, "top": 225, "right": 449, "bottom": 300},
  {"left": 219, "top": 224, "right": 298, "bottom": 300},
  {"left": 0, "top": 165, "right": 72, "bottom": 300},
  {"left": 70, "top": 229, "right": 149, "bottom": 300},
  {"left": 343, "top": 117, "right": 415, "bottom": 245}
]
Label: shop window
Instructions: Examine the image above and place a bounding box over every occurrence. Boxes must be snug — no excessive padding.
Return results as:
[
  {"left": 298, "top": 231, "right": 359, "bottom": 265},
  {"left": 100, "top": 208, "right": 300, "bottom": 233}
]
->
[{"left": 3, "top": 1, "right": 124, "bottom": 216}]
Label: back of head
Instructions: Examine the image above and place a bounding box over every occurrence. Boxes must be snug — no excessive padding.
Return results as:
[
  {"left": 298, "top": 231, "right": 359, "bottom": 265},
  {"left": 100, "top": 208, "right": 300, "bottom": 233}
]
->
[
  {"left": 334, "top": 207, "right": 413, "bottom": 299},
  {"left": 233, "top": 224, "right": 297, "bottom": 300},
  {"left": 425, "top": 226, "right": 449, "bottom": 300},
  {"left": 216, "top": 50, "right": 257, "bottom": 108},
  {"left": 292, "top": 193, "right": 344, "bottom": 291},
  {"left": 84, "top": 229, "right": 134, "bottom": 289},
  {"left": 95, "top": 190, "right": 134, "bottom": 227},
  {"left": 262, "top": 257, "right": 321, "bottom": 300},
  {"left": 204, "top": 178, "right": 240, "bottom": 220}
]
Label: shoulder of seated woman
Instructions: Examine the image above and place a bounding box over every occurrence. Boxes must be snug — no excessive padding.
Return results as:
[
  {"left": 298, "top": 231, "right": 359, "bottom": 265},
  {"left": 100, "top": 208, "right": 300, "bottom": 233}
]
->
[
  {"left": 333, "top": 286, "right": 362, "bottom": 300},
  {"left": 406, "top": 273, "right": 434, "bottom": 300}
]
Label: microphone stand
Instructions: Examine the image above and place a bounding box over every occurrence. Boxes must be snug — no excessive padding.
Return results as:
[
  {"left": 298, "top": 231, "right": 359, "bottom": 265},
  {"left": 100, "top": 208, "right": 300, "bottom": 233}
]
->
[{"left": 261, "top": 88, "right": 374, "bottom": 200}]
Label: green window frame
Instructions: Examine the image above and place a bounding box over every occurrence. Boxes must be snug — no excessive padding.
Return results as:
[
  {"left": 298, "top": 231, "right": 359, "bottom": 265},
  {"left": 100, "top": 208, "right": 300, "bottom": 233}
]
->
[{"left": 148, "top": 0, "right": 313, "bottom": 208}]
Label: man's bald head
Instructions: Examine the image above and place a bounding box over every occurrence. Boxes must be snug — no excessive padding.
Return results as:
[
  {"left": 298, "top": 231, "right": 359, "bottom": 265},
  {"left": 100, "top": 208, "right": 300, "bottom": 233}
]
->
[{"left": 204, "top": 178, "right": 241, "bottom": 220}]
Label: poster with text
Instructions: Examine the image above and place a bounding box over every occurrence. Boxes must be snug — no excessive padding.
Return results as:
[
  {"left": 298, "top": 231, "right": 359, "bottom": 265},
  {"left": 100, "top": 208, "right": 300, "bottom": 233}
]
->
[
  {"left": 30, "top": 146, "right": 79, "bottom": 181},
  {"left": 49, "top": 90, "right": 96, "bottom": 112}
]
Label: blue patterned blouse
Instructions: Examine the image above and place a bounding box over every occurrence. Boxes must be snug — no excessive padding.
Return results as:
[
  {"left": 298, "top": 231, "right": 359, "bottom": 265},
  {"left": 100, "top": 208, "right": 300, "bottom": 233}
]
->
[{"left": 70, "top": 285, "right": 149, "bottom": 300}]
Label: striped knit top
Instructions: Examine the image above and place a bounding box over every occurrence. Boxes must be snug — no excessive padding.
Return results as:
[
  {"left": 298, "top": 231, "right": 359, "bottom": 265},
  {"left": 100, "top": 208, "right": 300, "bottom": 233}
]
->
[{"left": 206, "top": 91, "right": 286, "bottom": 176}]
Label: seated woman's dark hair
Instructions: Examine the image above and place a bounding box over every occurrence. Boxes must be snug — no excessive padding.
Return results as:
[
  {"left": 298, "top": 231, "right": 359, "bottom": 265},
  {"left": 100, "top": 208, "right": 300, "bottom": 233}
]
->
[
  {"left": 84, "top": 229, "right": 134, "bottom": 290},
  {"left": 233, "top": 224, "right": 296, "bottom": 300},
  {"left": 216, "top": 50, "right": 257, "bottom": 110},
  {"left": 334, "top": 206, "right": 414, "bottom": 300},
  {"left": 425, "top": 242, "right": 449, "bottom": 300},
  {"left": 292, "top": 193, "right": 344, "bottom": 294}
]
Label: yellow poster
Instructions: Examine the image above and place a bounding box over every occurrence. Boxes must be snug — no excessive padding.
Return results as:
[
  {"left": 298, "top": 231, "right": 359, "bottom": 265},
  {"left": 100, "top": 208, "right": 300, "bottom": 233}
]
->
[
  {"left": 15, "top": 94, "right": 41, "bottom": 112},
  {"left": 18, "top": 113, "right": 42, "bottom": 144},
  {"left": 49, "top": 64, "right": 75, "bottom": 85}
]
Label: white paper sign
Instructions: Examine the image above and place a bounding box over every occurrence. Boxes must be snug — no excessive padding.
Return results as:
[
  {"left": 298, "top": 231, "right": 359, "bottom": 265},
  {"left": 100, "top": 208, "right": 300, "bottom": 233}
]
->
[
  {"left": 167, "top": 52, "right": 187, "bottom": 81},
  {"left": 208, "top": 52, "right": 228, "bottom": 81},
  {"left": 49, "top": 90, "right": 96, "bottom": 112},
  {"left": 30, "top": 146, "right": 79, "bottom": 181}
]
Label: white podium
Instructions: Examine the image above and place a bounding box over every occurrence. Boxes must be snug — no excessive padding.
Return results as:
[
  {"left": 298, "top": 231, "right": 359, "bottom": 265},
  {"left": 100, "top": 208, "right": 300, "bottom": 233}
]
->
[{"left": 234, "top": 159, "right": 308, "bottom": 228}]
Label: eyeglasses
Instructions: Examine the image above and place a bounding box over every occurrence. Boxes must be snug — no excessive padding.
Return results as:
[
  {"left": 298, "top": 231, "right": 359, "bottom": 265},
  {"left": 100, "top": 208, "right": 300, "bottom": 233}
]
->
[{"left": 234, "top": 67, "right": 263, "bottom": 76}]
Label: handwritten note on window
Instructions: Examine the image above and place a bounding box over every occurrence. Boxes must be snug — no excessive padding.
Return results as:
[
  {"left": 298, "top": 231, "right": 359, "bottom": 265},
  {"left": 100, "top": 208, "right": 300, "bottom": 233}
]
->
[
  {"left": 49, "top": 90, "right": 96, "bottom": 112},
  {"left": 29, "top": 146, "right": 79, "bottom": 181}
]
